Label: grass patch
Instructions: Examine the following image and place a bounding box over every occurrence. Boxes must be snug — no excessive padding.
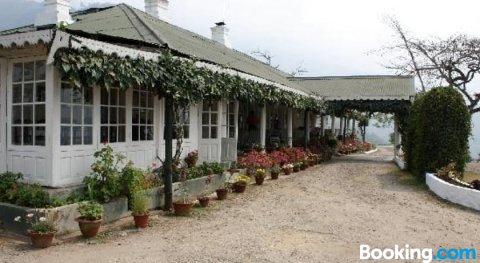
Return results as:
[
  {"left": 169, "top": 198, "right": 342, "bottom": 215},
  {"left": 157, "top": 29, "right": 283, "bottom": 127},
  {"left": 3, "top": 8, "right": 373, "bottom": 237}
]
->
[
  {"left": 463, "top": 171, "right": 480, "bottom": 183},
  {"left": 390, "top": 167, "right": 425, "bottom": 188}
]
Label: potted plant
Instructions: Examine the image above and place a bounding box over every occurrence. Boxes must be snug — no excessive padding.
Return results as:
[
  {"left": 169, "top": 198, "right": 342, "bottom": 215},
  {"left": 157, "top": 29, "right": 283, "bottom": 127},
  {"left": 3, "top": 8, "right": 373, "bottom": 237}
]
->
[
  {"left": 254, "top": 168, "right": 266, "bottom": 185},
  {"left": 184, "top": 150, "right": 198, "bottom": 168},
  {"left": 131, "top": 192, "right": 150, "bottom": 228},
  {"left": 228, "top": 161, "right": 240, "bottom": 173},
  {"left": 76, "top": 201, "right": 104, "bottom": 238},
  {"left": 15, "top": 211, "right": 56, "bottom": 248},
  {"left": 233, "top": 174, "right": 251, "bottom": 193},
  {"left": 300, "top": 160, "right": 308, "bottom": 170},
  {"left": 173, "top": 170, "right": 194, "bottom": 216},
  {"left": 198, "top": 173, "right": 212, "bottom": 207},
  {"left": 293, "top": 162, "right": 301, "bottom": 172},
  {"left": 282, "top": 164, "right": 293, "bottom": 175},
  {"left": 270, "top": 164, "right": 281, "bottom": 180},
  {"left": 216, "top": 170, "right": 234, "bottom": 200}
]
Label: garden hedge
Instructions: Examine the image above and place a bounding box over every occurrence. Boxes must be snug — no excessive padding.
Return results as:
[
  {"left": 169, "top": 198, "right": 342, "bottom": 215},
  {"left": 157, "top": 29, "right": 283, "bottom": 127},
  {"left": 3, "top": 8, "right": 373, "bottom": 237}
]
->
[{"left": 406, "top": 87, "right": 471, "bottom": 178}]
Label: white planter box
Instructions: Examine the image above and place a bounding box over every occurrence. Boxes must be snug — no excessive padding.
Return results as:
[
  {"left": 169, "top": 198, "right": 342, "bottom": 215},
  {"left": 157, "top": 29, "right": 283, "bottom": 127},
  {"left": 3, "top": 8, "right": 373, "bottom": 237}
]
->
[{"left": 426, "top": 173, "right": 480, "bottom": 211}]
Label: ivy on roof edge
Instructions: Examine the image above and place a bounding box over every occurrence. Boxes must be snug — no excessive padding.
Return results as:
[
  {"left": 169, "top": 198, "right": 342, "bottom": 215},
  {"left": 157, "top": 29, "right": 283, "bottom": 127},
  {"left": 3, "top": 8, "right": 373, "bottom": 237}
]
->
[{"left": 54, "top": 47, "right": 325, "bottom": 111}]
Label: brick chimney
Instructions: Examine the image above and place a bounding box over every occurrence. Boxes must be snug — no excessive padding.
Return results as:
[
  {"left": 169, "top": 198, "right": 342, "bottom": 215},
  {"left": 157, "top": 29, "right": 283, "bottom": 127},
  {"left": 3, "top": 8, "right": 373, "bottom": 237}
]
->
[
  {"left": 211, "top": 22, "right": 231, "bottom": 48},
  {"left": 34, "top": 0, "right": 73, "bottom": 27},
  {"left": 145, "top": 0, "right": 169, "bottom": 22}
]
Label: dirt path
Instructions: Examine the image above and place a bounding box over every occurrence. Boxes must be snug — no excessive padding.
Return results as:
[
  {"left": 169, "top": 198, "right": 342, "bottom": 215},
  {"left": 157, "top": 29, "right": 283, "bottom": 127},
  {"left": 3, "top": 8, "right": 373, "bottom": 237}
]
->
[{"left": 2, "top": 147, "right": 480, "bottom": 263}]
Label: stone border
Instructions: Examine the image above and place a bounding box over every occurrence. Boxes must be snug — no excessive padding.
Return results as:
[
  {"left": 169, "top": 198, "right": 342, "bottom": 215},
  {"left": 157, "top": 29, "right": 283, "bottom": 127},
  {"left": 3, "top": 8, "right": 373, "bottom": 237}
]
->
[
  {"left": 426, "top": 173, "right": 480, "bottom": 211},
  {"left": 364, "top": 148, "right": 378, "bottom": 154},
  {"left": 394, "top": 156, "right": 406, "bottom": 170},
  {"left": 0, "top": 173, "right": 227, "bottom": 236}
]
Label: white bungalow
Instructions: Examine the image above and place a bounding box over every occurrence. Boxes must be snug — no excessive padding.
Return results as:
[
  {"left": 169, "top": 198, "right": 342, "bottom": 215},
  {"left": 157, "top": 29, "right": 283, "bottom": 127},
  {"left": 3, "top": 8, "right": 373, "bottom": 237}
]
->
[{"left": 0, "top": 0, "right": 414, "bottom": 188}]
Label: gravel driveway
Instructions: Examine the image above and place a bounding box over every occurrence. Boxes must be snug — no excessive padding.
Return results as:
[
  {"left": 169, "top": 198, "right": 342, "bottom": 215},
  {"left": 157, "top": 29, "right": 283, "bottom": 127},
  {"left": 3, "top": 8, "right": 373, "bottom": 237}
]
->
[{"left": 2, "top": 147, "right": 480, "bottom": 263}]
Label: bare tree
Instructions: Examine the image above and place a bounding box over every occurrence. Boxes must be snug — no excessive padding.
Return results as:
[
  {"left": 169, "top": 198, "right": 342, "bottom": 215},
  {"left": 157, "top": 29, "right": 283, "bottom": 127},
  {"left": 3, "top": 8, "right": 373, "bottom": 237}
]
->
[
  {"left": 251, "top": 49, "right": 279, "bottom": 69},
  {"left": 384, "top": 16, "right": 480, "bottom": 113},
  {"left": 290, "top": 61, "right": 308, "bottom": 77}
]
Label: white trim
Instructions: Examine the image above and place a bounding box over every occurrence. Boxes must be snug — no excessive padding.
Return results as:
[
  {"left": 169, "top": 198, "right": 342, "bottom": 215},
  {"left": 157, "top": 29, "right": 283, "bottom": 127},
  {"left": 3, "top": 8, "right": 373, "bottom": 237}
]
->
[
  {"left": 394, "top": 156, "right": 406, "bottom": 170},
  {"left": 0, "top": 30, "right": 53, "bottom": 49},
  {"left": 325, "top": 96, "right": 411, "bottom": 101}
]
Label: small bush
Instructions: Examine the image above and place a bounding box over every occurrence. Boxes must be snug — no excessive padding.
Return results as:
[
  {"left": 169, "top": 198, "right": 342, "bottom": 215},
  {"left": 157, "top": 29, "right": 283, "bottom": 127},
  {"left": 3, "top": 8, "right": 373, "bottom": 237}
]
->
[{"left": 14, "top": 184, "right": 51, "bottom": 208}]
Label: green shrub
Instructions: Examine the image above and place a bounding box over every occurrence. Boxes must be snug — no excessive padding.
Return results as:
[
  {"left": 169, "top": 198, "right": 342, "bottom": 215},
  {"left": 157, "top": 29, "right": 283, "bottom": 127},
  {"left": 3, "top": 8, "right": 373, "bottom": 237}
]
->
[
  {"left": 130, "top": 192, "right": 149, "bottom": 215},
  {"left": 78, "top": 201, "right": 104, "bottom": 220},
  {"left": 199, "top": 162, "right": 224, "bottom": 175},
  {"left": 120, "top": 164, "right": 146, "bottom": 195},
  {"left": 84, "top": 146, "right": 125, "bottom": 203},
  {"left": 186, "top": 166, "right": 203, "bottom": 180},
  {"left": 14, "top": 184, "right": 51, "bottom": 208},
  {"left": 0, "top": 172, "right": 22, "bottom": 202},
  {"left": 406, "top": 87, "right": 471, "bottom": 178}
]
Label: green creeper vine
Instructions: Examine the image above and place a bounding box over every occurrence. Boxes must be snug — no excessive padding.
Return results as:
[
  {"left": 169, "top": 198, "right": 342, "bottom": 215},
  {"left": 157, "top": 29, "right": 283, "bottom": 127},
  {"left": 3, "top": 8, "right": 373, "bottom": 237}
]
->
[{"left": 54, "top": 47, "right": 325, "bottom": 111}]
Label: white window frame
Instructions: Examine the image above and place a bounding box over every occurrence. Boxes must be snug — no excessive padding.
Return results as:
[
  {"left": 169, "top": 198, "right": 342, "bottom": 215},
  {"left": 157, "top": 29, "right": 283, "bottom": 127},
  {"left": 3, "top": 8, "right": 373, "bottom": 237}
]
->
[
  {"left": 100, "top": 87, "right": 127, "bottom": 144},
  {"left": 9, "top": 59, "right": 47, "bottom": 147},
  {"left": 131, "top": 87, "right": 154, "bottom": 142}
]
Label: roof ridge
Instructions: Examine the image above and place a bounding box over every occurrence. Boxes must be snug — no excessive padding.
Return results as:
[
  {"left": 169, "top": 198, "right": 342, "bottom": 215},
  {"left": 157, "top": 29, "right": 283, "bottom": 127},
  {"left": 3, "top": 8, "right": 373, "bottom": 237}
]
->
[
  {"left": 119, "top": 4, "right": 166, "bottom": 46},
  {"left": 292, "top": 75, "right": 414, "bottom": 80}
]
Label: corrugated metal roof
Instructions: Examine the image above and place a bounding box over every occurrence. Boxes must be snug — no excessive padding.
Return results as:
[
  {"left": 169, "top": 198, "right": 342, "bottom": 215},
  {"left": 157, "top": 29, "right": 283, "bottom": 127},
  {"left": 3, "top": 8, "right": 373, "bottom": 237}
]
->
[
  {"left": 290, "top": 75, "right": 415, "bottom": 100},
  {"left": 66, "top": 4, "right": 311, "bottom": 93}
]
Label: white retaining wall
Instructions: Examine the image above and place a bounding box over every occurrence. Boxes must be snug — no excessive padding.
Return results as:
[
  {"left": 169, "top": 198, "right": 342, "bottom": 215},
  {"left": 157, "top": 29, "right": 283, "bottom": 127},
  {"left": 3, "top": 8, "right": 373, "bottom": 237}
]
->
[{"left": 426, "top": 173, "right": 480, "bottom": 211}]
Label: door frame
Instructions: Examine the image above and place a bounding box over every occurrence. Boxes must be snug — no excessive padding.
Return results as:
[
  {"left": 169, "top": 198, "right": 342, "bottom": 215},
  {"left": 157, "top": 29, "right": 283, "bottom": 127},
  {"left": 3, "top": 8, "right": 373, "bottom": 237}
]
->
[
  {"left": 198, "top": 100, "right": 221, "bottom": 162},
  {"left": 0, "top": 58, "right": 7, "bottom": 171}
]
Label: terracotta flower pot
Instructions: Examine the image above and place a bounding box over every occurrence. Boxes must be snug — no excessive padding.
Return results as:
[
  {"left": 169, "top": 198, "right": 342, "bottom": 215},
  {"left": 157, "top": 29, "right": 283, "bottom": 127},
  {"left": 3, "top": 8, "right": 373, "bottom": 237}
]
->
[
  {"left": 76, "top": 217, "right": 103, "bottom": 238},
  {"left": 283, "top": 168, "right": 292, "bottom": 175},
  {"left": 233, "top": 183, "right": 247, "bottom": 193},
  {"left": 173, "top": 201, "right": 193, "bottom": 216},
  {"left": 255, "top": 176, "right": 265, "bottom": 185},
  {"left": 132, "top": 213, "right": 150, "bottom": 228},
  {"left": 29, "top": 231, "right": 56, "bottom": 249},
  {"left": 270, "top": 172, "right": 279, "bottom": 180},
  {"left": 216, "top": 188, "right": 228, "bottom": 200},
  {"left": 198, "top": 197, "right": 210, "bottom": 207},
  {"left": 300, "top": 164, "right": 307, "bottom": 170},
  {"left": 293, "top": 167, "right": 300, "bottom": 173}
]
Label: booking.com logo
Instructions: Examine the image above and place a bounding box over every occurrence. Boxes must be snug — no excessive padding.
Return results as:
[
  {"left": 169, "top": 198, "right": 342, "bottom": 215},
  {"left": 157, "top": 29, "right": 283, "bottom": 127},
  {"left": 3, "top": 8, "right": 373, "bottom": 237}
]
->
[{"left": 360, "top": 244, "right": 477, "bottom": 263}]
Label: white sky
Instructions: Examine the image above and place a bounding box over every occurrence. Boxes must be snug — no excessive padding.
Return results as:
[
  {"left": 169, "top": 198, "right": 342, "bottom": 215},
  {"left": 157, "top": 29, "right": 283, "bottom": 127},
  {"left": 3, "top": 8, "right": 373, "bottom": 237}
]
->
[{"left": 65, "top": 0, "right": 480, "bottom": 77}]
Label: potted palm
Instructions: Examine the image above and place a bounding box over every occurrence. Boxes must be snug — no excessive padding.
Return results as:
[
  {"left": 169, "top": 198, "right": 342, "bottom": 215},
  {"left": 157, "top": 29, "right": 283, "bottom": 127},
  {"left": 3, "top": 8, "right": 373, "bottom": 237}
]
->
[
  {"left": 254, "top": 168, "right": 266, "bottom": 185},
  {"left": 233, "top": 174, "right": 251, "bottom": 193},
  {"left": 173, "top": 170, "right": 194, "bottom": 216},
  {"left": 131, "top": 192, "right": 150, "bottom": 228},
  {"left": 15, "top": 211, "right": 56, "bottom": 248},
  {"left": 76, "top": 201, "right": 104, "bottom": 238},
  {"left": 270, "top": 164, "right": 281, "bottom": 180}
]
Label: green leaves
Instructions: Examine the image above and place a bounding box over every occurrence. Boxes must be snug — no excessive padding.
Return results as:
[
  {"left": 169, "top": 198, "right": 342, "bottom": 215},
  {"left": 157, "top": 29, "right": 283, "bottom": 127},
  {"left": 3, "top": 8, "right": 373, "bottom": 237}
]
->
[{"left": 54, "top": 48, "right": 324, "bottom": 110}]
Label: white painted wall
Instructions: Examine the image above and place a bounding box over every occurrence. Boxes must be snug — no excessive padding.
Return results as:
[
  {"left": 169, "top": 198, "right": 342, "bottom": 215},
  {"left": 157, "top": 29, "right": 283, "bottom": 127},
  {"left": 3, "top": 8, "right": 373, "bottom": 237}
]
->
[
  {"left": 426, "top": 173, "right": 480, "bottom": 212},
  {"left": 0, "top": 58, "right": 6, "bottom": 173}
]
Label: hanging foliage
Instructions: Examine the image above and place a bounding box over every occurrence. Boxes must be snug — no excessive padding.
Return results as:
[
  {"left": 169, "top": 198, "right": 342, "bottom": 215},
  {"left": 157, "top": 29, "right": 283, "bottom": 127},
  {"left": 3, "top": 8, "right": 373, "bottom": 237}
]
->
[{"left": 54, "top": 47, "right": 325, "bottom": 111}]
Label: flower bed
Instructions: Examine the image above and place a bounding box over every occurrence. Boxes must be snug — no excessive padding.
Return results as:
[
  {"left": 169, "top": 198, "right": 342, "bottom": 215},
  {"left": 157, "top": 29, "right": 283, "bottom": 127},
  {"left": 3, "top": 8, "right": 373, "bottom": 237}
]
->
[
  {"left": 337, "top": 139, "right": 375, "bottom": 155},
  {"left": 426, "top": 173, "right": 480, "bottom": 211}
]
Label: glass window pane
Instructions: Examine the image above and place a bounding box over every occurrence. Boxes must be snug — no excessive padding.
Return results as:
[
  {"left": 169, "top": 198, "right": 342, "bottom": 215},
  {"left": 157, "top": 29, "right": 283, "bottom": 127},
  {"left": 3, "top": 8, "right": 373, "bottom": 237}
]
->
[
  {"left": 35, "top": 61, "right": 46, "bottom": 81},
  {"left": 211, "top": 113, "right": 218, "bottom": 125},
  {"left": 118, "top": 126, "right": 126, "bottom": 142},
  {"left": 132, "top": 126, "right": 139, "bottom": 141},
  {"left": 202, "top": 113, "right": 209, "bottom": 125},
  {"left": 109, "top": 126, "right": 117, "bottom": 143},
  {"left": 140, "top": 109, "right": 147, "bottom": 124},
  {"left": 147, "top": 110, "right": 153, "bottom": 124},
  {"left": 100, "top": 126, "right": 109, "bottom": 143},
  {"left": 84, "top": 106, "right": 93, "bottom": 125},
  {"left": 35, "top": 127, "right": 45, "bottom": 146},
  {"left": 133, "top": 91, "right": 139, "bottom": 107},
  {"left": 12, "top": 106, "right": 22, "bottom": 124},
  {"left": 60, "top": 126, "right": 71, "bottom": 145},
  {"left": 61, "top": 83, "right": 72, "bottom": 103},
  {"left": 140, "top": 92, "right": 146, "bottom": 107},
  {"left": 118, "top": 108, "right": 126, "bottom": 124},
  {"left": 13, "top": 63, "right": 23, "bottom": 82},
  {"left": 23, "top": 83, "right": 34, "bottom": 103},
  {"left": 110, "top": 89, "right": 117, "bottom": 105},
  {"left": 61, "top": 105, "right": 71, "bottom": 124},
  {"left": 12, "top": 126, "right": 22, "bottom": 145},
  {"left": 101, "top": 106, "right": 108, "bottom": 124},
  {"left": 146, "top": 126, "right": 154, "bottom": 140},
  {"left": 84, "top": 127, "right": 92, "bottom": 145},
  {"left": 24, "top": 62, "right": 34, "bottom": 81},
  {"left": 72, "top": 126, "right": 82, "bottom": 145},
  {"left": 211, "top": 127, "right": 218, "bottom": 139},
  {"left": 202, "top": 102, "right": 209, "bottom": 111},
  {"left": 229, "top": 102, "right": 235, "bottom": 112},
  {"left": 119, "top": 90, "right": 126, "bottom": 106},
  {"left": 109, "top": 107, "right": 117, "bottom": 124},
  {"left": 210, "top": 102, "right": 218, "bottom": 111},
  {"left": 229, "top": 127, "right": 235, "bottom": 138},
  {"left": 23, "top": 127, "right": 33, "bottom": 145},
  {"left": 35, "top": 82, "right": 45, "bottom": 102},
  {"left": 202, "top": 126, "right": 209, "bottom": 139},
  {"left": 12, "top": 84, "right": 22, "bottom": 103},
  {"left": 23, "top": 105, "right": 33, "bottom": 124},
  {"left": 84, "top": 86, "right": 93, "bottom": 105},
  {"left": 72, "top": 88, "right": 82, "bottom": 104},
  {"left": 101, "top": 88, "right": 109, "bottom": 105},
  {"left": 140, "top": 126, "right": 146, "bottom": 140},
  {"left": 229, "top": 115, "right": 235, "bottom": 127},
  {"left": 35, "top": 105, "right": 45, "bottom": 124},
  {"left": 183, "top": 125, "right": 189, "bottom": 139},
  {"left": 72, "top": 105, "right": 82, "bottom": 125},
  {"left": 147, "top": 93, "right": 153, "bottom": 108},
  {"left": 132, "top": 109, "right": 139, "bottom": 124}
]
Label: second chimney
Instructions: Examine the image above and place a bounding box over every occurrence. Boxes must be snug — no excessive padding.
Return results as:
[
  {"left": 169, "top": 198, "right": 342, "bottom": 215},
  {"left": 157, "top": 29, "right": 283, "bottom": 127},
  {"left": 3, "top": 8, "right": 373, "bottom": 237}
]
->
[
  {"left": 145, "top": 0, "right": 169, "bottom": 22},
  {"left": 211, "top": 22, "right": 232, "bottom": 48}
]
